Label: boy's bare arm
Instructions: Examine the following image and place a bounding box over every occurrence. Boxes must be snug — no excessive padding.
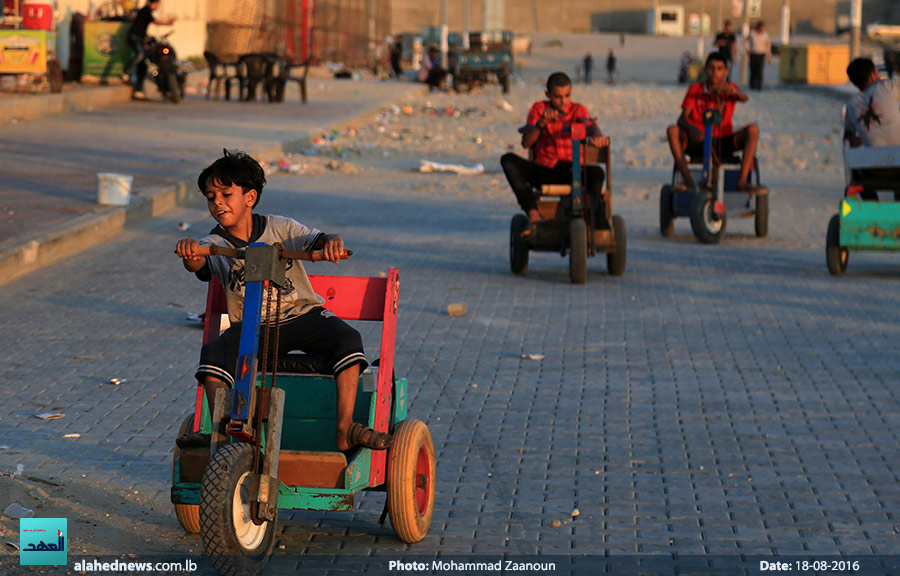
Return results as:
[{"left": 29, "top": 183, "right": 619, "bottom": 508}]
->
[{"left": 175, "top": 239, "right": 207, "bottom": 272}]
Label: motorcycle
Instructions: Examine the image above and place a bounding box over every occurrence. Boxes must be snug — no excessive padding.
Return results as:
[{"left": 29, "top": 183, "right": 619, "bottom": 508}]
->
[{"left": 146, "top": 32, "right": 188, "bottom": 103}]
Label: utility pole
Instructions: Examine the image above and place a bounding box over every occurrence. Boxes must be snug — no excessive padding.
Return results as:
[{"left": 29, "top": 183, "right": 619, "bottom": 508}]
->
[
  {"left": 698, "top": 0, "right": 706, "bottom": 59},
  {"left": 739, "top": 0, "right": 751, "bottom": 85},
  {"left": 440, "top": 0, "right": 448, "bottom": 68},
  {"left": 781, "top": 0, "right": 791, "bottom": 45},
  {"left": 463, "top": 0, "right": 470, "bottom": 50},
  {"left": 850, "top": 0, "right": 862, "bottom": 59}
]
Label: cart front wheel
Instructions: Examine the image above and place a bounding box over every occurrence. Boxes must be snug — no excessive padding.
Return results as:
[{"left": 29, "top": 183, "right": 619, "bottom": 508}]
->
[
  {"left": 172, "top": 414, "right": 200, "bottom": 533},
  {"left": 755, "top": 192, "right": 769, "bottom": 238},
  {"left": 569, "top": 218, "right": 588, "bottom": 284},
  {"left": 690, "top": 191, "right": 725, "bottom": 244},
  {"left": 826, "top": 214, "right": 848, "bottom": 276},
  {"left": 166, "top": 71, "right": 181, "bottom": 103},
  {"left": 200, "top": 443, "right": 276, "bottom": 576},
  {"left": 659, "top": 185, "right": 674, "bottom": 237},
  {"left": 510, "top": 214, "right": 529, "bottom": 275},
  {"left": 387, "top": 419, "right": 435, "bottom": 543}
]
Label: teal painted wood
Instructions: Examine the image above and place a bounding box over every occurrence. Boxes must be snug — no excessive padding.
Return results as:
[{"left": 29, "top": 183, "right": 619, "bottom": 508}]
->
[
  {"left": 171, "top": 483, "right": 201, "bottom": 505},
  {"left": 840, "top": 198, "right": 900, "bottom": 250},
  {"left": 277, "top": 485, "right": 355, "bottom": 511},
  {"left": 392, "top": 377, "right": 408, "bottom": 426}
]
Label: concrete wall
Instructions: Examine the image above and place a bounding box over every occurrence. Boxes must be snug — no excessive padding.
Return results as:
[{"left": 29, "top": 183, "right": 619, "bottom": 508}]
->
[{"left": 391, "top": 0, "right": 900, "bottom": 38}]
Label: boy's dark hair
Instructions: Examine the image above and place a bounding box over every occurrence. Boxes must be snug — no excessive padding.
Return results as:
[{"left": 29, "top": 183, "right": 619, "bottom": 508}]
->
[
  {"left": 546, "top": 72, "right": 572, "bottom": 91},
  {"left": 705, "top": 52, "right": 728, "bottom": 68},
  {"left": 847, "top": 58, "right": 876, "bottom": 90},
  {"left": 197, "top": 149, "right": 266, "bottom": 207}
]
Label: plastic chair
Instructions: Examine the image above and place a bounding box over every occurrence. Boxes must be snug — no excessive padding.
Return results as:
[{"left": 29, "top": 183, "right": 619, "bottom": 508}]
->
[{"left": 203, "top": 51, "right": 239, "bottom": 101}]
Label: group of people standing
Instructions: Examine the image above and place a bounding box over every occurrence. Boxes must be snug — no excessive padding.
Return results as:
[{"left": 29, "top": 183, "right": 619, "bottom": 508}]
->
[{"left": 713, "top": 19, "right": 771, "bottom": 90}]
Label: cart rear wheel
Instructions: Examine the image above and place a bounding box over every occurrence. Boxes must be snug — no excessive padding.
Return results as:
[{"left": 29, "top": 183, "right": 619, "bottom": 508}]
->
[
  {"left": 387, "top": 419, "right": 435, "bottom": 543},
  {"left": 200, "top": 443, "right": 275, "bottom": 576},
  {"left": 659, "top": 185, "right": 674, "bottom": 237},
  {"left": 755, "top": 192, "right": 769, "bottom": 238},
  {"left": 510, "top": 214, "right": 529, "bottom": 275},
  {"left": 607, "top": 215, "right": 626, "bottom": 276},
  {"left": 172, "top": 414, "right": 200, "bottom": 533},
  {"left": 690, "top": 191, "right": 725, "bottom": 244},
  {"left": 826, "top": 214, "right": 848, "bottom": 276},
  {"left": 569, "top": 218, "right": 587, "bottom": 284}
]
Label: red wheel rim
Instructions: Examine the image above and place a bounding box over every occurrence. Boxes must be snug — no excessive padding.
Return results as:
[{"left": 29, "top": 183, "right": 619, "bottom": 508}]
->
[{"left": 415, "top": 444, "right": 431, "bottom": 516}]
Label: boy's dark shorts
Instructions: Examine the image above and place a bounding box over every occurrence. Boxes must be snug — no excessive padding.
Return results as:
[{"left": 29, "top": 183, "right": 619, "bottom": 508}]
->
[
  {"left": 685, "top": 135, "right": 739, "bottom": 163},
  {"left": 196, "top": 307, "right": 367, "bottom": 386}
]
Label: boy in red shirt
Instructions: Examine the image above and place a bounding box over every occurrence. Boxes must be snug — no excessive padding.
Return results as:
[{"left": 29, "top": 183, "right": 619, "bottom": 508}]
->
[
  {"left": 666, "top": 53, "right": 760, "bottom": 192},
  {"left": 501, "top": 72, "right": 609, "bottom": 237}
]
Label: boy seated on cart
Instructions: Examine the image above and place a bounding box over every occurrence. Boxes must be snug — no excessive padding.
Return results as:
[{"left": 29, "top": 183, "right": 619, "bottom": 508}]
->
[
  {"left": 175, "top": 150, "right": 392, "bottom": 453},
  {"left": 500, "top": 71, "right": 610, "bottom": 238},
  {"left": 843, "top": 57, "right": 900, "bottom": 200},
  {"left": 666, "top": 52, "right": 760, "bottom": 192}
]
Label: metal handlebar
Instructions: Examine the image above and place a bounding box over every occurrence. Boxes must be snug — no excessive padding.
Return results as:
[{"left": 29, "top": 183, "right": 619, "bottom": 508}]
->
[{"left": 177, "top": 245, "right": 353, "bottom": 262}]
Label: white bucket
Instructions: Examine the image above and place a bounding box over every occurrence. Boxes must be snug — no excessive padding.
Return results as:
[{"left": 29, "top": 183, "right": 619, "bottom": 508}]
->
[{"left": 97, "top": 172, "right": 133, "bottom": 206}]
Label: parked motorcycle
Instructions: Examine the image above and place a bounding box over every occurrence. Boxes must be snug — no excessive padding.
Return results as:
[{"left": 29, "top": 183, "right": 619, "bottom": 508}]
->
[{"left": 146, "top": 32, "right": 188, "bottom": 103}]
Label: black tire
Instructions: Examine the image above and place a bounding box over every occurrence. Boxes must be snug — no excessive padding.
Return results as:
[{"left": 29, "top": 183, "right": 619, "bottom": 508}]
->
[
  {"left": 755, "top": 192, "right": 769, "bottom": 238},
  {"left": 510, "top": 214, "right": 529, "bottom": 275},
  {"left": 569, "top": 218, "right": 588, "bottom": 284},
  {"left": 659, "top": 184, "right": 674, "bottom": 237},
  {"left": 387, "top": 419, "right": 436, "bottom": 543},
  {"left": 689, "top": 191, "right": 725, "bottom": 244},
  {"left": 172, "top": 414, "right": 201, "bottom": 533},
  {"left": 200, "top": 443, "right": 276, "bottom": 576},
  {"left": 166, "top": 71, "right": 181, "bottom": 103},
  {"left": 48, "top": 59, "right": 63, "bottom": 93},
  {"left": 607, "top": 215, "right": 626, "bottom": 276},
  {"left": 826, "top": 214, "right": 848, "bottom": 276}
]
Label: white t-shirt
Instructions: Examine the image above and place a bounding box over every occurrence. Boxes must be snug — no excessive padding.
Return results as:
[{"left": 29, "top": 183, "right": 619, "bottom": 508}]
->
[{"left": 844, "top": 79, "right": 900, "bottom": 147}]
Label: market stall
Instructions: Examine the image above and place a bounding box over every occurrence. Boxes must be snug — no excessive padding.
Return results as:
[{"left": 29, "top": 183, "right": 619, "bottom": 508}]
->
[{"left": 0, "top": 0, "right": 62, "bottom": 92}]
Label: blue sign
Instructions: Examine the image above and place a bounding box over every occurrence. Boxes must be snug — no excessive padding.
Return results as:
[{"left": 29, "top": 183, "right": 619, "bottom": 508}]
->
[{"left": 20, "top": 518, "right": 67, "bottom": 566}]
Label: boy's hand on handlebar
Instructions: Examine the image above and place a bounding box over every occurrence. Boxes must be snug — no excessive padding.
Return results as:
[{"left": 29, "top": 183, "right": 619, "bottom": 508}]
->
[
  {"left": 176, "top": 239, "right": 203, "bottom": 261},
  {"left": 323, "top": 234, "right": 345, "bottom": 263},
  {"left": 589, "top": 135, "right": 610, "bottom": 148}
]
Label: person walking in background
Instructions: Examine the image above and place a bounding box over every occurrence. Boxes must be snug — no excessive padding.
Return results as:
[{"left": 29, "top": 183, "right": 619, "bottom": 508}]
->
[
  {"left": 606, "top": 49, "right": 617, "bottom": 84},
  {"left": 390, "top": 39, "right": 403, "bottom": 79},
  {"left": 748, "top": 21, "right": 772, "bottom": 90},
  {"left": 582, "top": 52, "right": 593, "bottom": 86},
  {"left": 714, "top": 20, "right": 737, "bottom": 79}
]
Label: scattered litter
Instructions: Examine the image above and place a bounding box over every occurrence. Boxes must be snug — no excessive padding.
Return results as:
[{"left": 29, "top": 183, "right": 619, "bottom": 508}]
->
[
  {"left": 6, "top": 542, "right": 19, "bottom": 551},
  {"left": 326, "top": 160, "right": 360, "bottom": 174},
  {"left": 447, "top": 302, "right": 468, "bottom": 317},
  {"left": 27, "top": 476, "right": 60, "bottom": 487},
  {"left": 63, "top": 434, "right": 81, "bottom": 439},
  {"left": 571, "top": 508, "right": 580, "bottom": 518},
  {"left": 105, "top": 378, "right": 127, "bottom": 386},
  {"left": 35, "top": 413, "right": 64, "bottom": 420},
  {"left": 185, "top": 312, "right": 203, "bottom": 323},
  {"left": 550, "top": 520, "right": 561, "bottom": 528},
  {"left": 521, "top": 353, "right": 544, "bottom": 361},
  {"left": 71, "top": 355, "right": 102, "bottom": 360},
  {"left": 12, "top": 464, "right": 23, "bottom": 477},
  {"left": 419, "top": 160, "right": 484, "bottom": 176},
  {"left": 3, "top": 503, "right": 34, "bottom": 519},
  {"left": 0, "top": 446, "right": 8, "bottom": 450},
  {"left": 177, "top": 221, "right": 191, "bottom": 232},
  {"left": 496, "top": 99, "right": 514, "bottom": 112}
]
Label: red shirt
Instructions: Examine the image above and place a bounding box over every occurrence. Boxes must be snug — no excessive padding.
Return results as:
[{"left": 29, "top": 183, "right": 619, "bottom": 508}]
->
[
  {"left": 681, "top": 81, "right": 739, "bottom": 138},
  {"left": 526, "top": 100, "right": 594, "bottom": 168}
]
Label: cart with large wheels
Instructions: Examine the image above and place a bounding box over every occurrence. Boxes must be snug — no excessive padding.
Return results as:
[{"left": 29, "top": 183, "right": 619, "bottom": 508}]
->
[
  {"left": 659, "top": 109, "right": 769, "bottom": 243},
  {"left": 825, "top": 143, "right": 900, "bottom": 276},
  {"left": 170, "top": 245, "right": 435, "bottom": 575},
  {"left": 509, "top": 122, "right": 626, "bottom": 284}
]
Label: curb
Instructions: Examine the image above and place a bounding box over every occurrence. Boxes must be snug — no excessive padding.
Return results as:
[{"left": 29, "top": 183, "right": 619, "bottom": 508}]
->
[{"left": 0, "top": 84, "right": 132, "bottom": 125}]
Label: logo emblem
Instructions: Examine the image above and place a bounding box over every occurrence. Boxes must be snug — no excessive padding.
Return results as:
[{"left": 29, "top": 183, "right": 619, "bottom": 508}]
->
[{"left": 20, "top": 518, "right": 66, "bottom": 565}]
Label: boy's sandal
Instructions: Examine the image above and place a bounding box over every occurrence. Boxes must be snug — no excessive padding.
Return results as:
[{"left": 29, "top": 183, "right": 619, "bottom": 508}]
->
[{"left": 347, "top": 422, "right": 393, "bottom": 451}]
